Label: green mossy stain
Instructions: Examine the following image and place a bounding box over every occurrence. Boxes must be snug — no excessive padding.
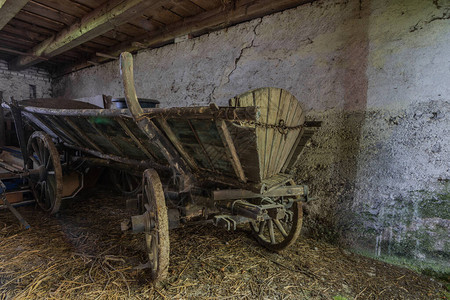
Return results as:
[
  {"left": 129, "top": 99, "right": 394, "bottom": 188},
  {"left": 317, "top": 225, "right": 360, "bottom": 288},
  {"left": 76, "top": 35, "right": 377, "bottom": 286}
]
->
[
  {"left": 417, "top": 189, "right": 450, "bottom": 219},
  {"left": 89, "top": 117, "right": 114, "bottom": 125}
]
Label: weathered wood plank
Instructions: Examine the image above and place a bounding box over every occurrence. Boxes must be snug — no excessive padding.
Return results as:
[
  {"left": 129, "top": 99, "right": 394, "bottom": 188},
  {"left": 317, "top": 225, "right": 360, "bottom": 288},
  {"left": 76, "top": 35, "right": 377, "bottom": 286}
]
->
[
  {"left": 10, "top": 0, "right": 165, "bottom": 70},
  {"left": 116, "top": 117, "right": 155, "bottom": 160},
  {"left": 0, "top": 0, "right": 30, "bottom": 31},
  {"left": 263, "top": 88, "right": 281, "bottom": 178},
  {"left": 266, "top": 89, "right": 288, "bottom": 176},
  {"left": 187, "top": 119, "right": 216, "bottom": 171},
  {"left": 275, "top": 96, "right": 304, "bottom": 173},
  {"left": 281, "top": 127, "right": 304, "bottom": 172},
  {"left": 254, "top": 88, "right": 269, "bottom": 180},
  {"left": 86, "top": 118, "right": 126, "bottom": 156},
  {"left": 64, "top": 117, "right": 105, "bottom": 154},
  {"left": 158, "top": 118, "right": 199, "bottom": 171},
  {"left": 215, "top": 119, "right": 247, "bottom": 183},
  {"left": 272, "top": 94, "right": 299, "bottom": 173}
]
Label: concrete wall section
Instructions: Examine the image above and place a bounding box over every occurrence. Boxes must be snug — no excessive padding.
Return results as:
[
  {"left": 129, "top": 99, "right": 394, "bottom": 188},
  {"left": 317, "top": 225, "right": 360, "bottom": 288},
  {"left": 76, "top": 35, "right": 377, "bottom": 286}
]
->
[
  {"left": 53, "top": 0, "right": 450, "bottom": 272},
  {"left": 0, "top": 60, "right": 52, "bottom": 101}
]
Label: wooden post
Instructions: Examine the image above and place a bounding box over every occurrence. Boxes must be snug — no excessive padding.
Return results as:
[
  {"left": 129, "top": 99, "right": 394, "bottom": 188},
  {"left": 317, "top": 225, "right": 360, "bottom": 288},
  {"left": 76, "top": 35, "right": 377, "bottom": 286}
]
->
[{"left": 120, "top": 52, "right": 194, "bottom": 191}]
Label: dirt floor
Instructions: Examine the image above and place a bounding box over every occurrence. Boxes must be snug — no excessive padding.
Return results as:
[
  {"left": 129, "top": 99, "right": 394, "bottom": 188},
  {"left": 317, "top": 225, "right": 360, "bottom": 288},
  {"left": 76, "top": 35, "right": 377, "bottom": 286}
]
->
[{"left": 0, "top": 188, "right": 447, "bottom": 299}]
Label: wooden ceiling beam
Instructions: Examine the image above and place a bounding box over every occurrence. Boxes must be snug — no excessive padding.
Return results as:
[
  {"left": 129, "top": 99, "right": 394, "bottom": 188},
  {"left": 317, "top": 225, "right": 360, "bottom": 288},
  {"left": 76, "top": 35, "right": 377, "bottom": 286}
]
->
[
  {"left": 58, "top": 0, "right": 314, "bottom": 76},
  {"left": 9, "top": 0, "right": 165, "bottom": 70},
  {"left": 0, "top": 0, "right": 29, "bottom": 30}
]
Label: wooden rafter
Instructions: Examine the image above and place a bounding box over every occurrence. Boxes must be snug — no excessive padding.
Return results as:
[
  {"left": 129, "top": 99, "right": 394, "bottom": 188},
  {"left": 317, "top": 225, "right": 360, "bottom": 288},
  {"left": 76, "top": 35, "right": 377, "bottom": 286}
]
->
[
  {"left": 9, "top": 0, "right": 165, "bottom": 70},
  {"left": 59, "top": 0, "right": 314, "bottom": 76},
  {"left": 0, "top": 0, "right": 29, "bottom": 31}
]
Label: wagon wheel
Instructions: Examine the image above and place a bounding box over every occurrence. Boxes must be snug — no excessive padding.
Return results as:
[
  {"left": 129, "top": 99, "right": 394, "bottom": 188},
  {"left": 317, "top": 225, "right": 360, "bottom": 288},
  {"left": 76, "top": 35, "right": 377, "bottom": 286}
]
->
[
  {"left": 250, "top": 181, "right": 303, "bottom": 251},
  {"left": 141, "top": 169, "right": 169, "bottom": 281},
  {"left": 26, "top": 131, "right": 63, "bottom": 214},
  {"left": 109, "top": 169, "right": 141, "bottom": 195}
]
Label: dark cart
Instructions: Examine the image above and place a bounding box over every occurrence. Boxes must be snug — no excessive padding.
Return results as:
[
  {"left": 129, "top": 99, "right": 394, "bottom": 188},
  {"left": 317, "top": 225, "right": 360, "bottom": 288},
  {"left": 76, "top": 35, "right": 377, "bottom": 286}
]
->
[{"left": 3, "top": 52, "right": 319, "bottom": 281}]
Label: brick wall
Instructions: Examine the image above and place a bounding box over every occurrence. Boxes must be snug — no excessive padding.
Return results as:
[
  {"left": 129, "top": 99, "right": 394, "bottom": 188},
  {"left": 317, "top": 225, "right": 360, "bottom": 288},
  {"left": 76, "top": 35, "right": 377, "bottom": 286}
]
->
[{"left": 0, "top": 60, "right": 52, "bottom": 101}]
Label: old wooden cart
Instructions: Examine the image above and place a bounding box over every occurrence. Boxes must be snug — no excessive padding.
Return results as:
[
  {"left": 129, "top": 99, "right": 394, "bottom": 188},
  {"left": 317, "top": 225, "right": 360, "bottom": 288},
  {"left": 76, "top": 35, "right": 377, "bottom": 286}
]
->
[{"left": 4, "top": 52, "right": 318, "bottom": 281}]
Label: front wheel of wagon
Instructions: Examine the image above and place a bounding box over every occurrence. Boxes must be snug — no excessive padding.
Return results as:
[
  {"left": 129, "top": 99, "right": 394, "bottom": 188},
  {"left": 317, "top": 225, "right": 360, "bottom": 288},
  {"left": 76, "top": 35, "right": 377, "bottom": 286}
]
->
[
  {"left": 250, "top": 183, "right": 303, "bottom": 252},
  {"left": 26, "top": 131, "right": 63, "bottom": 214},
  {"left": 141, "top": 169, "right": 169, "bottom": 281}
]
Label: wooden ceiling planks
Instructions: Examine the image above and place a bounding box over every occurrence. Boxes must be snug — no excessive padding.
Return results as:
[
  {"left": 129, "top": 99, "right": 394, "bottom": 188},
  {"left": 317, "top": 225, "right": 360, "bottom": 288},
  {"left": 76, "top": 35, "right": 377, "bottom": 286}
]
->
[
  {"left": 0, "top": 0, "right": 314, "bottom": 73},
  {"left": 13, "top": 10, "right": 66, "bottom": 32},
  {"left": 189, "top": 0, "right": 222, "bottom": 11},
  {"left": 1, "top": 24, "right": 48, "bottom": 43},
  {"left": 23, "top": 1, "right": 79, "bottom": 26},
  {"left": 7, "top": 18, "right": 56, "bottom": 36}
]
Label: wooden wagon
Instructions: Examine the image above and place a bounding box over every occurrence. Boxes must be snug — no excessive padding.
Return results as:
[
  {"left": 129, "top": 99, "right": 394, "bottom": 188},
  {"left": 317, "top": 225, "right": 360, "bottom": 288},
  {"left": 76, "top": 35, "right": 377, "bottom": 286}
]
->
[{"left": 3, "top": 52, "right": 319, "bottom": 281}]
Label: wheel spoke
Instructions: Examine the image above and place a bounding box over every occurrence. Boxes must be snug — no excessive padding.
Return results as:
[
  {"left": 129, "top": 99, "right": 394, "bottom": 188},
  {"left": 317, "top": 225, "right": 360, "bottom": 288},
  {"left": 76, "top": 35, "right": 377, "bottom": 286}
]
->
[
  {"left": 37, "top": 139, "right": 45, "bottom": 164},
  {"left": 126, "top": 174, "right": 133, "bottom": 191},
  {"left": 31, "top": 141, "right": 41, "bottom": 164},
  {"left": 258, "top": 221, "right": 266, "bottom": 237},
  {"left": 274, "top": 219, "right": 288, "bottom": 237},
  {"left": 268, "top": 219, "right": 276, "bottom": 244}
]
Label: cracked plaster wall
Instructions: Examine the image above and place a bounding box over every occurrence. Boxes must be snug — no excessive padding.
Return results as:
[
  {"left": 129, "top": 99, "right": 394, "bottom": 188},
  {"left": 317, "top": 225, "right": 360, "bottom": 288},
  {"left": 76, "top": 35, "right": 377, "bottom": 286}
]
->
[{"left": 53, "top": 0, "right": 450, "bottom": 270}]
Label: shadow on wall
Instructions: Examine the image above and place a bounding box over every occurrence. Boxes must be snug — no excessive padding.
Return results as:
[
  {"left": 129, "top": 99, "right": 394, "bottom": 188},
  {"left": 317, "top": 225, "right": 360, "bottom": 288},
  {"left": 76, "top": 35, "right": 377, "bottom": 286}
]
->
[{"left": 295, "top": 1, "right": 370, "bottom": 243}]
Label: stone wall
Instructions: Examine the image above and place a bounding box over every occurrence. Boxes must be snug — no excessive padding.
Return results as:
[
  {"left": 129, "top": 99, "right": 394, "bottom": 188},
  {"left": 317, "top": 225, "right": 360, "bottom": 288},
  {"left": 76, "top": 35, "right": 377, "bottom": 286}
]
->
[
  {"left": 53, "top": 0, "right": 450, "bottom": 271},
  {"left": 0, "top": 60, "right": 52, "bottom": 101}
]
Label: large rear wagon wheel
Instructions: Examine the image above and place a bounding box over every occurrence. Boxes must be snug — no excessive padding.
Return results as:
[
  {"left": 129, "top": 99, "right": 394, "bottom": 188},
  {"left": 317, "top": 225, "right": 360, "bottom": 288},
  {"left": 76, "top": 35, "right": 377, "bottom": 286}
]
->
[
  {"left": 141, "top": 169, "right": 169, "bottom": 281},
  {"left": 250, "top": 181, "right": 303, "bottom": 251},
  {"left": 26, "top": 131, "right": 63, "bottom": 214}
]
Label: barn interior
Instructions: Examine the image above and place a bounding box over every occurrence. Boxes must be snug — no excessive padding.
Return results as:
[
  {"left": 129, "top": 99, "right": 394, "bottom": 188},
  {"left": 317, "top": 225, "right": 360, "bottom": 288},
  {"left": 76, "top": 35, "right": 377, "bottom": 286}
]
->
[{"left": 0, "top": 0, "right": 449, "bottom": 299}]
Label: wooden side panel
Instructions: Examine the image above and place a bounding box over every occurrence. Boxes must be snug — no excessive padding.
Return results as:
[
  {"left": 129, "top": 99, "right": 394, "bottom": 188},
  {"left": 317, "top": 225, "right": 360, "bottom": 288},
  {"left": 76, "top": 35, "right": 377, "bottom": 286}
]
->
[
  {"left": 254, "top": 88, "right": 269, "bottom": 181},
  {"left": 189, "top": 119, "right": 233, "bottom": 175},
  {"left": 274, "top": 96, "right": 305, "bottom": 173},
  {"left": 264, "top": 88, "right": 282, "bottom": 178},
  {"left": 233, "top": 87, "right": 305, "bottom": 182},
  {"left": 266, "top": 89, "right": 289, "bottom": 178}
]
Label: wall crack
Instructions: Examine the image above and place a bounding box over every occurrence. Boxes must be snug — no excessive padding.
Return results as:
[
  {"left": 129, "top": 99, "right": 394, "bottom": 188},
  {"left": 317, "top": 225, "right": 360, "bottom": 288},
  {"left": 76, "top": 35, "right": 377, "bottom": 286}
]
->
[{"left": 209, "top": 18, "right": 263, "bottom": 103}]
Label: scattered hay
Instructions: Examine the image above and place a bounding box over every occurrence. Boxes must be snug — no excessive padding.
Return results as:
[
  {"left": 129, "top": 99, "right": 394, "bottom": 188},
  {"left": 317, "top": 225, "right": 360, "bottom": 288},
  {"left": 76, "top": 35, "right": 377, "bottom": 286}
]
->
[{"left": 0, "top": 188, "right": 446, "bottom": 299}]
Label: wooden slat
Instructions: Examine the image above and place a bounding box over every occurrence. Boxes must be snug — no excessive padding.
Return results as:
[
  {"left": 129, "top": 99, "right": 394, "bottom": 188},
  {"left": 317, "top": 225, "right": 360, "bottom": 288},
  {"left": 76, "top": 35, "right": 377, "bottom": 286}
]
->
[
  {"left": 115, "top": 117, "right": 156, "bottom": 160},
  {"left": 267, "top": 90, "right": 290, "bottom": 175},
  {"left": 158, "top": 118, "right": 198, "bottom": 170},
  {"left": 87, "top": 119, "right": 125, "bottom": 156},
  {"left": 254, "top": 88, "right": 269, "bottom": 180},
  {"left": 37, "top": 115, "right": 83, "bottom": 146},
  {"left": 14, "top": 10, "right": 66, "bottom": 31},
  {"left": 215, "top": 119, "right": 246, "bottom": 183},
  {"left": 1, "top": 23, "right": 48, "bottom": 42},
  {"left": 169, "top": 0, "right": 204, "bottom": 18},
  {"left": 35, "top": 0, "right": 91, "bottom": 17},
  {"left": 263, "top": 88, "right": 281, "bottom": 178},
  {"left": 63, "top": 117, "right": 105, "bottom": 153},
  {"left": 0, "top": 0, "right": 29, "bottom": 31},
  {"left": 7, "top": 18, "right": 55, "bottom": 36},
  {"left": 274, "top": 96, "right": 304, "bottom": 173},
  {"left": 189, "top": 0, "right": 221, "bottom": 11},
  {"left": 11, "top": 0, "right": 166, "bottom": 70},
  {"left": 23, "top": 1, "right": 79, "bottom": 26},
  {"left": 187, "top": 119, "right": 215, "bottom": 171},
  {"left": 281, "top": 127, "right": 304, "bottom": 172},
  {"left": 266, "top": 88, "right": 285, "bottom": 177}
]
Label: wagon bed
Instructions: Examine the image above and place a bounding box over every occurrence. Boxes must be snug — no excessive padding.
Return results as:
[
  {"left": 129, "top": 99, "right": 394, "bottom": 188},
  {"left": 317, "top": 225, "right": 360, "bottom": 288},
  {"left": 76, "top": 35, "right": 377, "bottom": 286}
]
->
[{"left": 15, "top": 87, "right": 313, "bottom": 192}]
